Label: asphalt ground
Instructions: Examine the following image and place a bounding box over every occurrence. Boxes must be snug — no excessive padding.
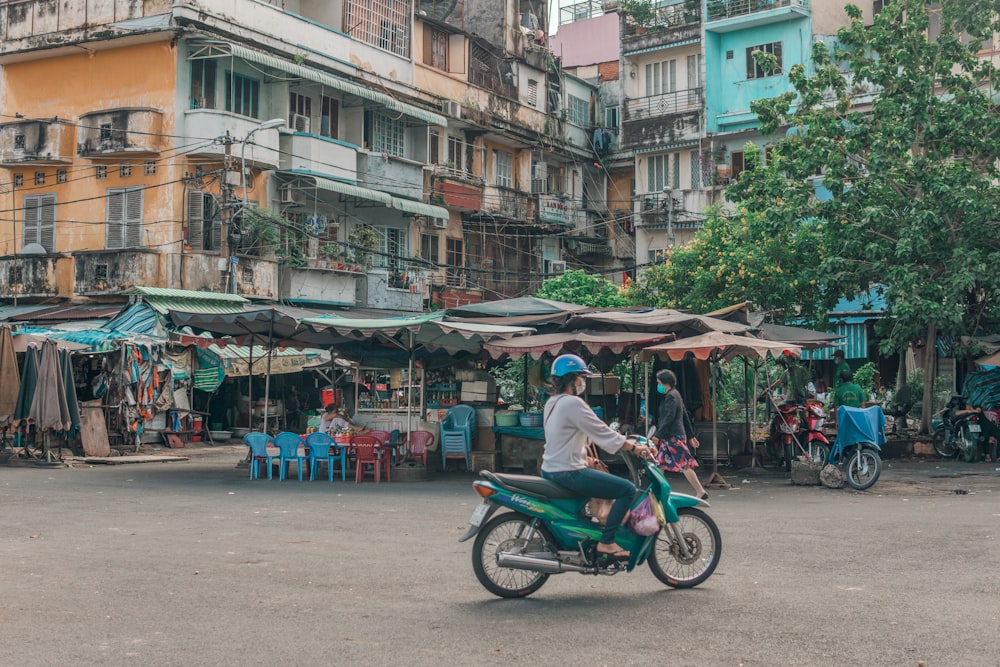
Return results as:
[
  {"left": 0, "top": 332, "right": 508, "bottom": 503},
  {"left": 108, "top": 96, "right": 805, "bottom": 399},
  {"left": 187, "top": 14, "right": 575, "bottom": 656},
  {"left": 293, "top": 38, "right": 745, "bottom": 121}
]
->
[{"left": 1, "top": 447, "right": 998, "bottom": 666}]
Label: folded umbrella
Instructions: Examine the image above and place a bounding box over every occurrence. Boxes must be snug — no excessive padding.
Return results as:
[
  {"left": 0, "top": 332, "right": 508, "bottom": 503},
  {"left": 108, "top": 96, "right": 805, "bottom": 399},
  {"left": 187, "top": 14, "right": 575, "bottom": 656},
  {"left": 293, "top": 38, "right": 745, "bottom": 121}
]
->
[{"left": 0, "top": 326, "right": 20, "bottom": 426}]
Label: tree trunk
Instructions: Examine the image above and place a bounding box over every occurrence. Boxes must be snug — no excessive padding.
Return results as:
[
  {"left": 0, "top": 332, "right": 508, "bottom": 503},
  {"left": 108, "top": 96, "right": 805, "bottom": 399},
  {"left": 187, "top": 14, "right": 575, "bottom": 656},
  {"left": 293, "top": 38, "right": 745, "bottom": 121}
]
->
[
  {"left": 896, "top": 349, "right": 907, "bottom": 395},
  {"left": 920, "top": 322, "right": 937, "bottom": 435}
]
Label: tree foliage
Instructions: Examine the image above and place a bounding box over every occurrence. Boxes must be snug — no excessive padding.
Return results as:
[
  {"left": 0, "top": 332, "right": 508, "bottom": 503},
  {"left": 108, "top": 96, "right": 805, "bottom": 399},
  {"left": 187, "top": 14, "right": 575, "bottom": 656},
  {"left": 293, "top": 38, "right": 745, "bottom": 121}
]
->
[
  {"left": 534, "top": 269, "right": 629, "bottom": 308},
  {"left": 742, "top": 0, "right": 1000, "bottom": 429}
]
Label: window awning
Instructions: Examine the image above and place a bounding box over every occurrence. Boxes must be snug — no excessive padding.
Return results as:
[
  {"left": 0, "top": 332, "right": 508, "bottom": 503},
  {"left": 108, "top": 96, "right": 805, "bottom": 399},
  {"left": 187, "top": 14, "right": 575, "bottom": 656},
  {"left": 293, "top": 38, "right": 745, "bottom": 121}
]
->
[
  {"left": 280, "top": 171, "right": 393, "bottom": 207},
  {"left": 196, "top": 43, "right": 447, "bottom": 127},
  {"left": 391, "top": 197, "right": 449, "bottom": 221}
]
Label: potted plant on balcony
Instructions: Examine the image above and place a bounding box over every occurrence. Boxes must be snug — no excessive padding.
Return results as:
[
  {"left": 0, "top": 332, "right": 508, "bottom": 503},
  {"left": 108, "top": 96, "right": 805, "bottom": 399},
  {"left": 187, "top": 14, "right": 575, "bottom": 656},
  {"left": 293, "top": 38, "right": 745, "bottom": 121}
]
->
[
  {"left": 318, "top": 243, "right": 338, "bottom": 269},
  {"left": 348, "top": 225, "right": 379, "bottom": 271},
  {"left": 621, "top": 0, "right": 656, "bottom": 29},
  {"left": 684, "top": 0, "right": 702, "bottom": 22},
  {"left": 238, "top": 207, "right": 282, "bottom": 258}
]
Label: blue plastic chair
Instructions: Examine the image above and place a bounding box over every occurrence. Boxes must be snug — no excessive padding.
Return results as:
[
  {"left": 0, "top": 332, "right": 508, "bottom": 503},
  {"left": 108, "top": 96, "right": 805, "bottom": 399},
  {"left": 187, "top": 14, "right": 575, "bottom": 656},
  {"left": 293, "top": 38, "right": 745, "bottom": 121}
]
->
[
  {"left": 274, "top": 431, "right": 307, "bottom": 481},
  {"left": 305, "top": 432, "right": 346, "bottom": 482},
  {"left": 440, "top": 404, "right": 476, "bottom": 471},
  {"left": 243, "top": 432, "right": 275, "bottom": 480}
]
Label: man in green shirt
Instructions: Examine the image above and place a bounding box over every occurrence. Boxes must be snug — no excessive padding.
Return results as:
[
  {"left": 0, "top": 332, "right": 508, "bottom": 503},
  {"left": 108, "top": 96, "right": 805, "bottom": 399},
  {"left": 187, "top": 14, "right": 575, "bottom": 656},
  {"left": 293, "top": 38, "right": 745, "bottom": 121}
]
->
[
  {"left": 832, "top": 350, "right": 851, "bottom": 391},
  {"left": 833, "top": 370, "right": 864, "bottom": 409}
]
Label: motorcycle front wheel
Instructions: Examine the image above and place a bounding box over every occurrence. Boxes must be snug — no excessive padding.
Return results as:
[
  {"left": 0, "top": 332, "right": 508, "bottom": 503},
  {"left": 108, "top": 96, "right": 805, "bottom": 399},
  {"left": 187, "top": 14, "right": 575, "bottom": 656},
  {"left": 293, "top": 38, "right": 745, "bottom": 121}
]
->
[
  {"left": 845, "top": 447, "right": 881, "bottom": 490},
  {"left": 932, "top": 430, "right": 957, "bottom": 458},
  {"left": 472, "top": 512, "right": 557, "bottom": 599},
  {"left": 648, "top": 507, "right": 721, "bottom": 588},
  {"left": 807, "top": 439, "right": 829, "bottom": 466},
  {"left": 782, "top": 442, "right": 794, "bottom": 472}
]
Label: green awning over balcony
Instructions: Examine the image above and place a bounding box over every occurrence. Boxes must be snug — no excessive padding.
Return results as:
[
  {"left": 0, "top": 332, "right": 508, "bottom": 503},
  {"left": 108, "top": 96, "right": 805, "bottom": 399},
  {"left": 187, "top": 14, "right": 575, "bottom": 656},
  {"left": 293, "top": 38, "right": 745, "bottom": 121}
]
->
[
  {"left": 391, "top": 197, "right": 449, "bottom": 221},
  {"left": 202, "top": 43, "right": 447, "bottom": 127}
]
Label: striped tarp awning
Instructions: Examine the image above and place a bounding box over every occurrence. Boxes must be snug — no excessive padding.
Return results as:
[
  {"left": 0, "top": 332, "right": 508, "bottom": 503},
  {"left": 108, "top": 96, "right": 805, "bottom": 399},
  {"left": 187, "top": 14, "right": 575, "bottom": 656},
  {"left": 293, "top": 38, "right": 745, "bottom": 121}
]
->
[{"left": 802, "top": 321, "right": 869, "bottom": 361}]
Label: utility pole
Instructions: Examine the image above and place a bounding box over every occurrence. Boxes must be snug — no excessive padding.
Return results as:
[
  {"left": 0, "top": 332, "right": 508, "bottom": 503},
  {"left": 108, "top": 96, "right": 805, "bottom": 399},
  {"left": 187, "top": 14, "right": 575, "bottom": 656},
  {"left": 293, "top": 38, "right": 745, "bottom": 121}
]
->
[{"left": 219, "top": 131, "right": 238, "bottom": 294}]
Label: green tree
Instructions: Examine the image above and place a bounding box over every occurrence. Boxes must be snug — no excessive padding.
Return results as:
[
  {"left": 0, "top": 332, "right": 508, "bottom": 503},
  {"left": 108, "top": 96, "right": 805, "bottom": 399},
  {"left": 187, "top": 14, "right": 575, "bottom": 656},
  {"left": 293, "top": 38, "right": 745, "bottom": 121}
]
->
[
  {"left": 744, "top": 0, "right": 1000, "bottom": 432},
  {"left": 628, "top": 193, "right": 830, "bottom": 321},
  {"left": 534, "top": 269, "right": 629, "bottom": 308}
]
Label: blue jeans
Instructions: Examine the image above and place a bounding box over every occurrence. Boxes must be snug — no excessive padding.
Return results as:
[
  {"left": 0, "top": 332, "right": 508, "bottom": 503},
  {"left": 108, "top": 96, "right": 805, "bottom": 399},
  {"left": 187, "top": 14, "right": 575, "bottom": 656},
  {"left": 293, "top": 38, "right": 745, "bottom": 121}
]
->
[{"left": 542, "top": 468, "right": 636, "bottom": 544}]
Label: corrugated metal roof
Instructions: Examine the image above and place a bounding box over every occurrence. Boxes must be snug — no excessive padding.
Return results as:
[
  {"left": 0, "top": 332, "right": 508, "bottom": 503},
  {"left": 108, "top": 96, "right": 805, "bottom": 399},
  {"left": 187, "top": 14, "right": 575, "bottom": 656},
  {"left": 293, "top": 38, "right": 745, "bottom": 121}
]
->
[
  {"left": 143, "top": 296, "right": 247, "bottom": 316},
  {"left": 0, "top": 304, "right": 56, "bottom": 321},
  {"left": 21, "top": 303, "right": 124, "bottom": 321},
  {"left": 126, "top": 286, "right": 249, "bottom": 303},
  {"left": 802, "top": 322, "right": 868, "bottom": 361},
  {"left": 624, "top": 36, "right": 700, "bottom": 57}
]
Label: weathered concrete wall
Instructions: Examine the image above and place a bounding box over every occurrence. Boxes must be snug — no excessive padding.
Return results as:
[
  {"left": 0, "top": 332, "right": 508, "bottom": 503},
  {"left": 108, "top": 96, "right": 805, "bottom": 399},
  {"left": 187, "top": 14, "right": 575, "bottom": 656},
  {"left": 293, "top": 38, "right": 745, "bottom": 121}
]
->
[
  {"left": 73, "top": 248, "right": 160, "bottom": 295},
  {"left": 281, "top": 266, "right": 357, "bottom": 306},
  {"left": 0, "top": 254, "right": 63, "bottom": 298}
]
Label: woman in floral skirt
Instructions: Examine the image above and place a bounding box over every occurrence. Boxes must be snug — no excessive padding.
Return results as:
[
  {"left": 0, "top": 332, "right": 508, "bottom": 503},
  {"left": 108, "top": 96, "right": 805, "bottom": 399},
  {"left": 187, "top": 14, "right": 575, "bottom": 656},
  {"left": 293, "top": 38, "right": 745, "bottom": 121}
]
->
[{"left": 651, "top": 369, "right": 708, "bottom": 499}]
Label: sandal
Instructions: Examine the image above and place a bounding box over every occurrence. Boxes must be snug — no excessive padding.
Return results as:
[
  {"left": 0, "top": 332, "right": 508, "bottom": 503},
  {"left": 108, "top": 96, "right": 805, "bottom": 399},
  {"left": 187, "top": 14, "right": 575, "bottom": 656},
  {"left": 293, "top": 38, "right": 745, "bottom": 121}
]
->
[{"left": 596, "top": 544, "right": 630, "bottom": 559}]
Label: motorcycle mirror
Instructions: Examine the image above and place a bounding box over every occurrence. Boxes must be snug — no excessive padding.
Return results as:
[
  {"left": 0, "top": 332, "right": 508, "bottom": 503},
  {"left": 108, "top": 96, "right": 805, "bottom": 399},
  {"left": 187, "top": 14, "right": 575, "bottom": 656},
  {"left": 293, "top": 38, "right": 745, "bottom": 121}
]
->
[{"left": 609, "top": 421, "right": 621, "bottom": 433}]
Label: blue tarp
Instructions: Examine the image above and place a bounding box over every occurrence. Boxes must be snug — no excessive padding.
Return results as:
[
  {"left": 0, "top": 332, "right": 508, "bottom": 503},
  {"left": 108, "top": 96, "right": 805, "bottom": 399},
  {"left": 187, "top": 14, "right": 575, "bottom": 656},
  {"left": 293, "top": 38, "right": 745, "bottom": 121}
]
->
[{"left": 835, "top": 406, "right": 886, "bottom": 450}]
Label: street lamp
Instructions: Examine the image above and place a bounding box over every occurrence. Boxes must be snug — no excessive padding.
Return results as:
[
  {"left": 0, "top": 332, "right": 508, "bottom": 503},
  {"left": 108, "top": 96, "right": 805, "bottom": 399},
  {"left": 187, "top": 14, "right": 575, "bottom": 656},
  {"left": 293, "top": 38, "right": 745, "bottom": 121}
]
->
[{"left": 228, "top": 118, "right": 285, "bottom": 294}]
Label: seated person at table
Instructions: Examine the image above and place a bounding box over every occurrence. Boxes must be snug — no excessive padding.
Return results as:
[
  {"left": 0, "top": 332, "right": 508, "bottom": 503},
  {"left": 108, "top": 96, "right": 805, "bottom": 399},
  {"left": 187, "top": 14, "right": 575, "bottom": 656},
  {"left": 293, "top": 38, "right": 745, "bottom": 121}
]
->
[
  {"left": 320, "top": 405, "right": 369, "bottom": 435},
  {"left": 320, "top": 405, "right": 349, "bottom": 433}
]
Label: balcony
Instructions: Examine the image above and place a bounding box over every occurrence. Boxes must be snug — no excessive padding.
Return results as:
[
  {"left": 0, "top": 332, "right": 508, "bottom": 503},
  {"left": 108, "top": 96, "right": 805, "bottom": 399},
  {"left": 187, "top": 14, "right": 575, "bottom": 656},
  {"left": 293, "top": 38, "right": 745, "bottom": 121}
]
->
[
  {"left": 428, "top": 165, "right": 484, "bottom": 212},
  {"left": 233, "top": 256, "right": 278, "bottom": 300},
  {"left": 280, "top": 263, "right": 361, "bottom": 307},
  {"left": 636, "top": 190, "right": 713, "bottom": 228},
  {"left": 359, "top": 269, "right": 427, "bottom": 313},
  {"left": 0, "top": 120, "right": 74, "bottom": 165},
  {"left": 481, "top": 186, "right": 530, "bottom": 221},
  {"left": 622, "top": 4, "right": 702, "bottom": 56},
  {"left": 705, "top": 0, "right": 810, "bottom": 32},
  {"left": 183, "top": 110, "right": 281, "bottom": 168},
  {"left": 77, "top": 108, "right": 166, "bottom": 157},
  {"left": 73, "top": 248, "right": 160, "bottom": 296},
  {"left": 357, "top": 152, "right": 425, "bottom": 201},
  {"left": 0, "top": 0, "right": 172, "bottom": 55},
  {"left": 279, "top": 133, "right": 357, "bottom": 182},
  {"left": 0, "top": 254, "right": 64, "bottom": 299},
  {"left": 621, "top": 89, "right": 703, "bottom": 150}
]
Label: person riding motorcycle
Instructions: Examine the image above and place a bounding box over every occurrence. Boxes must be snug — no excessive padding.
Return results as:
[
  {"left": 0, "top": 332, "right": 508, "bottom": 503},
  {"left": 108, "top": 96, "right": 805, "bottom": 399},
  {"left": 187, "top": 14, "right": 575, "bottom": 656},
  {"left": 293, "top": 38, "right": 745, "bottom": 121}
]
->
[{"left": 540, "top": 354, "right": 650, "bottom": 560}]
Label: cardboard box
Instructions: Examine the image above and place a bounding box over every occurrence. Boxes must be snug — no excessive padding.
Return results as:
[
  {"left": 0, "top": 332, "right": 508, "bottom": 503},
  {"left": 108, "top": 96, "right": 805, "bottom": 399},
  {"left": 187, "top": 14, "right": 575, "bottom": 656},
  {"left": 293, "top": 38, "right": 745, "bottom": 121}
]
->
[
  {"left": 461, "top": 390, "right": 497, "bottom": 403},
  {"left": 588, "top": 376, "right": 621, "bottom": 395},
  {"left": 474, "top": 426, "right": 496, "bottom": 452},
  {"left": 461, "top": 380, "right": 497, "bottom": 403}
]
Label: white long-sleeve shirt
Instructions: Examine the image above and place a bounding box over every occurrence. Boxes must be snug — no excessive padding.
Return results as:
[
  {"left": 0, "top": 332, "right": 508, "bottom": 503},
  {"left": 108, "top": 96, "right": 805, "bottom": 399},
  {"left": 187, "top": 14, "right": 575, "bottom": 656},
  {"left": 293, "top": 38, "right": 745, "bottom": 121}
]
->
[{"left": 541, "top": 394, "right": 627, "bottom": 473}]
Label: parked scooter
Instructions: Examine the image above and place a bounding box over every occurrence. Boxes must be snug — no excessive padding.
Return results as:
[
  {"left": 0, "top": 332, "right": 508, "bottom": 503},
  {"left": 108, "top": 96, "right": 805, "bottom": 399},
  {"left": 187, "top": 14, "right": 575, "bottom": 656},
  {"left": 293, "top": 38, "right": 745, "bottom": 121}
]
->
[
  {"left": 459, "top": 437, "right": 721, "bottom": 598},
  {"left": 831, "top": 405, "right": 885, "bottom": 490},
  {"left": 932, "top": 396, "right": 988, "bottom": 462},
  {"left": 801, "top": 399, "right": 832, "bottom": 466}
]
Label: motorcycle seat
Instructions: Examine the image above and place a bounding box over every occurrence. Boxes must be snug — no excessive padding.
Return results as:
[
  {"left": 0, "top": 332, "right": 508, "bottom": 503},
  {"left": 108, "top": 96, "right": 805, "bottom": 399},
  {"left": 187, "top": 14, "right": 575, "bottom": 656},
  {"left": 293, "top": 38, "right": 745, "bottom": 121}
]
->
[{"left": 481, "top": 471, "right": 581, "bottom": 500}]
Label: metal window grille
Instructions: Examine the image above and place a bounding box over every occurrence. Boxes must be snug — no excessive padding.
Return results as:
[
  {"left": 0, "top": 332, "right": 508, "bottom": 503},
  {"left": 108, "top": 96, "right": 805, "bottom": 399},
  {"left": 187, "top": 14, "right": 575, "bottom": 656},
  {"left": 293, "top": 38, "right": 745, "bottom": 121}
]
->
[
  {"left": 345, "top": 0, "right": 410, "bottom": 58},
  {"left": 144, "top": 161, "right": 156, "bottom": 175},
  {"left": 14, "top": 134, "right": 25, "bottom": 150},
  {"left": 371, "top": 112, "right": 407, "bottom": 158},
  {"left": 120, "top": 164, "right": 132, "bottom": 178},
  {"left": 13, "top": 173, "right": 23, "bottom": 187},
  {"left": 57, "top": 170, "right": 67, "bottom": 183},
  {"left": 95, "top": 166, "right": 107, "bottom": 180},
  {"left": 34, "top": 172, "right": 44, "bottom": 185}
]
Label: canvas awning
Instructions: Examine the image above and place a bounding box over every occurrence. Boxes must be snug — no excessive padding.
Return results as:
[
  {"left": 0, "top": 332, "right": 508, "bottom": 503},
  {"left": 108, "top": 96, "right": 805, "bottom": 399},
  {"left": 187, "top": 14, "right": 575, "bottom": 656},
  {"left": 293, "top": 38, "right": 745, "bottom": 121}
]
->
[
  {"left": 446, "top": 296, "right": 592, "bottom": 318},
  {"left": 483, "top": 330, "right": 674, "bottom": 361},
  {"left": 639, "top": 331, "right": 802, "bottom": 363},
  {"left": 565, "top": 309, "right": 750, "bottom": 336},
  {"left": 169, "top": 308, "right": 301, "bottom": 341},
  {"left": 204, "top": 343, "right": 328, "bottom": 377},
  {"left": 757, "top": 322, "right": 844, "bottom": 351}
]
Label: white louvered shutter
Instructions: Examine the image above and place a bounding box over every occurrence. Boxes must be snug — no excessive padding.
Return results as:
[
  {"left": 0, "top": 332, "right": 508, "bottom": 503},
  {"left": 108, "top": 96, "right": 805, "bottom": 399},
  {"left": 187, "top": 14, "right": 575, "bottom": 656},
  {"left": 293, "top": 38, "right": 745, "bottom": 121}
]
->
[
  {"left": 187, "top": 190, "right": 204, "bottom": 249},
  {"left": 124, "top": 187, "right": 144, "bottom": 248},
  {"left": 38, "top": 194, "right": 56, "bottom": 253},
  {"left": 22, "top": 196, "right": 39, "bottom": 249},
  {"left": 106, "top": 189, "right": 125, "bottom": 249}
]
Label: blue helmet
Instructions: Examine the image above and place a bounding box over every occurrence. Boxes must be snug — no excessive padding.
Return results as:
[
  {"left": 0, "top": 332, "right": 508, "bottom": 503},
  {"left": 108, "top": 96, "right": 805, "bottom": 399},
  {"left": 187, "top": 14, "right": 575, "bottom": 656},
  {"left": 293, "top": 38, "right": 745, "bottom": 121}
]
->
[{"left": 551, "top": 354, "right": 592, "bottom": 377}]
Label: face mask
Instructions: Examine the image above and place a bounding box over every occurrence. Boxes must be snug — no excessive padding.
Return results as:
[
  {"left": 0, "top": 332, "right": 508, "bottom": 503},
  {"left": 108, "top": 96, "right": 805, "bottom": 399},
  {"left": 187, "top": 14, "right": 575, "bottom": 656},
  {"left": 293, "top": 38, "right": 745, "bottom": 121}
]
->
[
  {"left": 575, "top": 377, "right": 587, "bottom": 395},
  {"left": 657, "top": 384, "right": 667, "bottom": 394}
]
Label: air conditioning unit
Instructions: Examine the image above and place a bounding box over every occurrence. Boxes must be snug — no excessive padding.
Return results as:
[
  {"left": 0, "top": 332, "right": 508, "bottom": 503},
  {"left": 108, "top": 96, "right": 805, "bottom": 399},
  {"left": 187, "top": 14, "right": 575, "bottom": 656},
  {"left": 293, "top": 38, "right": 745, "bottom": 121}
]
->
[
  {"left": 548, "top": 260, "right": 567, "bottom": 275},
  {"left": 290, "top": 113, "right": 310, "bottom": 133},
  {"left": 431, "top": 218, "right": 448, "bottom": 229},
  {"left": 441, "top": 100, "right": 462, "bottom": 119},
  {"left": 280, "top": 184, "right": 306, "bottom": 206}
]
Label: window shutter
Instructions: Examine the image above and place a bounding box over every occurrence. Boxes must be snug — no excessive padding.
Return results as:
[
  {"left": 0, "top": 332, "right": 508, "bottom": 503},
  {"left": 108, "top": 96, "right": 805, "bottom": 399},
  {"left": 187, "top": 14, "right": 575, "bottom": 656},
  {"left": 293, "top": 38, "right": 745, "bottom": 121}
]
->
[
  {"left": 39, "top": 194, "right": 56, "bottom": 253},
  {"left": 187, "top": 190, "right": 204, "bottom": 249},
  {"left": 124, "top": 187, "right": 144, "bottom": 248},
  {"left": 106, "top": 189, "right": 125, "bottom": 249},
  {"left": 22, "top": 196, "right": 39, "bottom": 249}
]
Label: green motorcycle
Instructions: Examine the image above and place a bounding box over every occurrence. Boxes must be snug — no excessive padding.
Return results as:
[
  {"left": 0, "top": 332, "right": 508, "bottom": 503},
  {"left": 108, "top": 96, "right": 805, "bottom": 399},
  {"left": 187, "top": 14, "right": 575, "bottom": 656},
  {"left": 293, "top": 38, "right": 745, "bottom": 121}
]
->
[{"left": 459, "top": 440, "right": 721, "bottom": 598}]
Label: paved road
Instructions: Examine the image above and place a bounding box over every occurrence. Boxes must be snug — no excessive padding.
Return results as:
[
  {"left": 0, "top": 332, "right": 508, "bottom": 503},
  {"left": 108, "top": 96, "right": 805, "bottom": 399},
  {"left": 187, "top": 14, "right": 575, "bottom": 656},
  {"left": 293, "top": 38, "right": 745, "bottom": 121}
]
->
[{"left": 1, "top": 451, "right": 998, "bottom": 666}]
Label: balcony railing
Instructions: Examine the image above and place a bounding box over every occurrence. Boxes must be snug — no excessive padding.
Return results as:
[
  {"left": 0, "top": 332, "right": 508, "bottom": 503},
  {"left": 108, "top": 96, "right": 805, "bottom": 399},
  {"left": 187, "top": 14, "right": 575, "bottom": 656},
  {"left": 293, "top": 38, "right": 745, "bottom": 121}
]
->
[
  {"left": 706, "top": 0, "right": 809, "bottom": 22},
  {"left": 624, "top": 88, "right": 704, "bottom": 121},
  {"left": 623, "top": 3, "right": 700, "bottom": 36}
]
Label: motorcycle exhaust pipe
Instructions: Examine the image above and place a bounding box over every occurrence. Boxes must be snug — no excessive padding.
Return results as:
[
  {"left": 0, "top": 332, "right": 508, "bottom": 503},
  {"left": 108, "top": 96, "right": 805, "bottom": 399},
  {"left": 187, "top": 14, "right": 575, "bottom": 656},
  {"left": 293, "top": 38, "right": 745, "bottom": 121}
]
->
[{"left": 496, "top": 552, "right": 590, "bottom": 574}]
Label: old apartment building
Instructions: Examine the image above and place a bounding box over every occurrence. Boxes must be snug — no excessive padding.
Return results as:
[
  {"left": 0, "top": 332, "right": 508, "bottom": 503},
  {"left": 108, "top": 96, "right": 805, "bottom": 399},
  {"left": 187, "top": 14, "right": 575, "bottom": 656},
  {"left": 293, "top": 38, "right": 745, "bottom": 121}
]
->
[{"left": 0, "top": 0, "right": 624, "bottom": 311}]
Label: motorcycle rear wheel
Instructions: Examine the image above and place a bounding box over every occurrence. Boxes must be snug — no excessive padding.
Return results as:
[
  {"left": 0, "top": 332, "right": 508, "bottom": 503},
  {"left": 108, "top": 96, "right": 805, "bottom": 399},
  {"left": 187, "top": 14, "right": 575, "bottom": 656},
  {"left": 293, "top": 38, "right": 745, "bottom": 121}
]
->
[
  {"left": 845, "top": 447, "right": 881, "bottom": 490},
  {"left": 472, "top": 512, "right": 557, "bottom": 599},
  {"left": 959, "top": 426, "right": 981, "bottom": 463},
  {"left": 648, "top": 507, "right": 721, "bottom": 588},
  {"left": 807, "top": 440, "right": 829, "bottom": 466},
  {"left": 932, "top": 430, "right": 957, "bottom": 458}
]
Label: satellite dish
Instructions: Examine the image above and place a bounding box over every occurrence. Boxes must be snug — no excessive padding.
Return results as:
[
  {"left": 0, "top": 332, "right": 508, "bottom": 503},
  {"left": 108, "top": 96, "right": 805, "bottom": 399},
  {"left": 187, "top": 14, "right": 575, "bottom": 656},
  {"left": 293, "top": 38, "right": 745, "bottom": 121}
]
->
[{"left": 22, "top": 243, "right": 47, "bottom": 255}]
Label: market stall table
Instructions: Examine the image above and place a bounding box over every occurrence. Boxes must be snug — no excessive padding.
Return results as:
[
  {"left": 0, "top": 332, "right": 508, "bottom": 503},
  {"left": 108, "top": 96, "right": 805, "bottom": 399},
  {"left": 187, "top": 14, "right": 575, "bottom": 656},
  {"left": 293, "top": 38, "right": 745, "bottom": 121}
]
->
[{"left": 492, "top": 424, "right": 545, "bottom": 474}]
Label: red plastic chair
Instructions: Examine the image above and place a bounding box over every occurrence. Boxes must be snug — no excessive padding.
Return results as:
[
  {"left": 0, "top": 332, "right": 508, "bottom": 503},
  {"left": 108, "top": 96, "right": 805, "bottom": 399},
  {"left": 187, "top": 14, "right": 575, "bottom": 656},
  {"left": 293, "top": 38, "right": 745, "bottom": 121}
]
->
[
  {"left": 352, "top": 434, "right": 390, "bottom": 484},
  {"left": 367, "top": 429, "right": 394, "bottom": 465},
  {"left": 406, "top": 430, "right": 433, "bottom": 467}
]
